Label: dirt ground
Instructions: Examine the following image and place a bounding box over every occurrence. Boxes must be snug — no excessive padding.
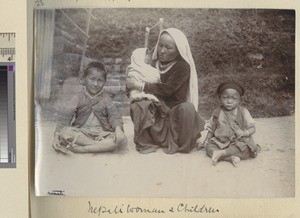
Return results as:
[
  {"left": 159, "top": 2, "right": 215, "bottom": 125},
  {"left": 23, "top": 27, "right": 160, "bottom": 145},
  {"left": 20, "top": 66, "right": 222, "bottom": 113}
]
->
[{"left": 35, "top": 115, "right": 294, "bottom": 197}]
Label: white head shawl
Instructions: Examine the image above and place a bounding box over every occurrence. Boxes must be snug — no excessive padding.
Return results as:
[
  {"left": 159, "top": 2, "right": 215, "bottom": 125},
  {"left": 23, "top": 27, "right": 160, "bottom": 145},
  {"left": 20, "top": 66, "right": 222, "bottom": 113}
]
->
[{"left": 152, "top": 28, "right": 199, "bottom": 110}]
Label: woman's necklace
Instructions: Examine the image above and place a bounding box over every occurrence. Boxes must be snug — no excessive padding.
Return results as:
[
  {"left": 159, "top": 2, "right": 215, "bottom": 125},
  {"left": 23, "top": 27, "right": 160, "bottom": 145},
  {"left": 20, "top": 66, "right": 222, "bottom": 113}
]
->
[{"left": 156, "top": 60, "right": 177, "bottom": 74}]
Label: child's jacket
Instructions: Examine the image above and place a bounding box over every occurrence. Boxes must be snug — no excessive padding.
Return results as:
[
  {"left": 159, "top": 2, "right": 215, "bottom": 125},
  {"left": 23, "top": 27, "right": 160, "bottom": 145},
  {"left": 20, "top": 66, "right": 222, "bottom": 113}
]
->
[
  {"left": 208, "top": 106, "right": 258, "bottom": 152},
  {"left": 55, "top": 88, "right": 123, "bottom": 133}
]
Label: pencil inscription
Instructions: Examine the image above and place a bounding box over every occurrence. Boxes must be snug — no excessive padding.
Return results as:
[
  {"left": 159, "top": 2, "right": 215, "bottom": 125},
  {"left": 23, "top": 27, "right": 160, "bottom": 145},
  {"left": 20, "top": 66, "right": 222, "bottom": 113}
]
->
[
  {"left": 35, "top": 0, "right": 44, "bottom": 6},
  {"left": 87, "top": 201, "right": 219, "bottom": 216}
]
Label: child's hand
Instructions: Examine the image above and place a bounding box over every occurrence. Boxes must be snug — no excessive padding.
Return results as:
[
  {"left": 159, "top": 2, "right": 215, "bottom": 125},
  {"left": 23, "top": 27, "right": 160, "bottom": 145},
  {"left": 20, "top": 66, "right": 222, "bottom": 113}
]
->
[
  {"left": 95, "top": 135, "right": 103, "bottom": 141},
  {"left": 114, "top": 126, "right": 127, "bottom": 147},
  {"left": 204, "top": 121, "right": 212, "bottom": 132},
  {"left": 235, "top": 129, "right": 249, "bottom": 139},
  {"left": 52, "top": 132, "right": 73, "bottom": 154},
  {"left": 131, "top": 92, "right": 146, "bottom": 101},
  {"left": 198, "top": 140, "right": 208, "bottom": 150},
  {"left": 198, "top": 130, "right": 213, "bottom": 149}
]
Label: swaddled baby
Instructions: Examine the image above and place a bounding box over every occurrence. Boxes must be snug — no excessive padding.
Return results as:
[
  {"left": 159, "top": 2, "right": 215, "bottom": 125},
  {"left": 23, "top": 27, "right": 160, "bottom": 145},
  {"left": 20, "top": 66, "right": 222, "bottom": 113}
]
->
[{"left": 126, "top": 48, "right": 160, "bottom": 102}]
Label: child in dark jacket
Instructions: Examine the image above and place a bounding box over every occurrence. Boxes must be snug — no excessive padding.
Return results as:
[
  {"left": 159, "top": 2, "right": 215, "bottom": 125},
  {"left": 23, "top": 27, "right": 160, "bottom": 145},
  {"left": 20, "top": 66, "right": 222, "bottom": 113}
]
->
[
  {"left": 203, "top": 81, "right": 259, "bottom": 167},
  {"left": 52, "top": 62, "right": 127, "bottom": 154}
]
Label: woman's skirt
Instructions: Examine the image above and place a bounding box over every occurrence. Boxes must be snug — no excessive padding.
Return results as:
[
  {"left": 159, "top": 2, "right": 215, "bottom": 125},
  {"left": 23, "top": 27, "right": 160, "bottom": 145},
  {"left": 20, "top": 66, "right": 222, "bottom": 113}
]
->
[{"left": 130, "top": 99, "right": 205, "bottom": 154}]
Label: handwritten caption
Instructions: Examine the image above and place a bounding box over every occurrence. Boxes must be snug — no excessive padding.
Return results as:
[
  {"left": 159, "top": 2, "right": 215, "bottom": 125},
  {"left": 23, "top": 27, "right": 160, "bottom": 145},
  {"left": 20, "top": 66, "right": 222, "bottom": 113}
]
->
[{"left": 88, "top": 201, "right": 219, "bottom": 216}]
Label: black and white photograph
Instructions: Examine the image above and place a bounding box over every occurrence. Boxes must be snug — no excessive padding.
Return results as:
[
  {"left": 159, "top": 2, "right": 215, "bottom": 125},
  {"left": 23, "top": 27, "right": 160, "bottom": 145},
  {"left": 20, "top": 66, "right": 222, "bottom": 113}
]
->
[{"left": 34, "top": 8, "right": 295, "bottom": 197}]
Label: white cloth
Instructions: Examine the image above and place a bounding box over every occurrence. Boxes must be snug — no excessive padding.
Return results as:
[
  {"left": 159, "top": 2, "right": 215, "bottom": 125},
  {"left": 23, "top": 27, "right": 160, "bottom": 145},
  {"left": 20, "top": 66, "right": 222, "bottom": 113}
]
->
[
  {"left": 152, "top": 28, "right": 199, "bottom": 110},
  {"left": 126, "top": 48, "right": 160, "bottom": 101},
  {"left": 126, "top": 48, "right": 160, "bottom": 83}
]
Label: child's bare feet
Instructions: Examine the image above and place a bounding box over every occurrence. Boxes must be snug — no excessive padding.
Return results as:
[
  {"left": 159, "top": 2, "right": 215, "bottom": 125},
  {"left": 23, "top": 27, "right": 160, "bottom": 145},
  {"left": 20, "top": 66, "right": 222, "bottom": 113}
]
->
[
  {"left": 230, "top": 156, "right": 241, "bottom": 167},
  {"left": 53, "top": 143, "right": 73, "bottom": 154},
  {"left": 212, "top": 150, "right": 226, "bottom": 166},
  {"left": 52, "top": 134, "right": 72, "bottom": 154}
]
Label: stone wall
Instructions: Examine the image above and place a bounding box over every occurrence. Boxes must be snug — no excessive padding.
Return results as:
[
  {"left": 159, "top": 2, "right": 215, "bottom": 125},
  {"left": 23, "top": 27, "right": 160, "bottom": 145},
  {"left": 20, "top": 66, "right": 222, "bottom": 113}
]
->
[{"left": 50, "top": 54, "right": 131, "bottom": 116}]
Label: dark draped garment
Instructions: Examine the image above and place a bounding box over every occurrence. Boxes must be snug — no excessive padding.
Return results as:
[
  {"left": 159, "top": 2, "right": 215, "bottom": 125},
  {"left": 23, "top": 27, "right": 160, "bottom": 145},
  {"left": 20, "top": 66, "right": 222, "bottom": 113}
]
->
[{"left": 130, "top": 59, "right": 205, "bottom": 154}]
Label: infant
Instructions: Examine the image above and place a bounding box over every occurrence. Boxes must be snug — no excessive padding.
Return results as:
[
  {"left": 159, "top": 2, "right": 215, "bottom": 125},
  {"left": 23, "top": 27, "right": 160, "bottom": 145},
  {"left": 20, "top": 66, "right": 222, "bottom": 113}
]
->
[{"left": 126, "top": 48, "right": 160, "bottom": 102}]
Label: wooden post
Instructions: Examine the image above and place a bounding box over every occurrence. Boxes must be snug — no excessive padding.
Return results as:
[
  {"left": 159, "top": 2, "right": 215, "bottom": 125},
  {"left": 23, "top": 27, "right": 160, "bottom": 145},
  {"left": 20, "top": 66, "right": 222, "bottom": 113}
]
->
[
  {"left": 79, "top": 9, "right": 92, "bottom": 75},
  {"left": 159, "top": 18, "right": 164, "bottom": 32},
  {"left": 144, "top": 27, "right": 150, "bottom": 48}
]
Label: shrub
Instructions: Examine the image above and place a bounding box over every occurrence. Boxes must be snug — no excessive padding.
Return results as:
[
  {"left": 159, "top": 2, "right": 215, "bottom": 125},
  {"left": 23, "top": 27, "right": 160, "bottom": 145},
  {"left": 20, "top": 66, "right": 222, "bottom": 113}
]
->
[{"left": 47, "top": 8, "right": 295, "bottom": 118}]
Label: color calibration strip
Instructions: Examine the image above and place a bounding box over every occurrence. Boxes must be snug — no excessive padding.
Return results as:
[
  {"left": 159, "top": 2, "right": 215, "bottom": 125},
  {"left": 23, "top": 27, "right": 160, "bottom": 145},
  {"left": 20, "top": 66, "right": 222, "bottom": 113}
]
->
[
  {"left": 0, "top": 32, "right": 15, "bottom": 168},
  {"left": 0, "top": 64, "right": 15, "bottom": 167}
]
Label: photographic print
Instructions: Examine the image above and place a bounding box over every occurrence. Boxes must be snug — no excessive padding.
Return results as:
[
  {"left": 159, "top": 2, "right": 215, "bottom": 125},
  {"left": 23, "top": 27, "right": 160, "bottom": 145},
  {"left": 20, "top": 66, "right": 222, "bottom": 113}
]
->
[{"left": 34, "top": 8, "right": 295, "bottom": 197}]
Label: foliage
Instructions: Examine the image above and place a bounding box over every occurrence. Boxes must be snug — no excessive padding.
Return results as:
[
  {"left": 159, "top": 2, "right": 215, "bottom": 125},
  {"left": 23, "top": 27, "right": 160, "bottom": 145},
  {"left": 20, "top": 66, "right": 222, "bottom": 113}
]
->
[
  {"left": 198, "top": 70, "right": 294, "bottom": 119},
  {"left": 52, "top": 8, "right": 295, "bottom": 118}
]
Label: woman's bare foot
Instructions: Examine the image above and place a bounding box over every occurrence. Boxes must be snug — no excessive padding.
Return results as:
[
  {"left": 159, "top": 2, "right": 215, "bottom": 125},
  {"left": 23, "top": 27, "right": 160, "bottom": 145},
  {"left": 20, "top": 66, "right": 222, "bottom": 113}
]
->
[
  {"left": 230, "top": 156, "right": 241, "bottom": 167},
  {"left": 212, "top": 150, "right": 226, "bottom": 165}
]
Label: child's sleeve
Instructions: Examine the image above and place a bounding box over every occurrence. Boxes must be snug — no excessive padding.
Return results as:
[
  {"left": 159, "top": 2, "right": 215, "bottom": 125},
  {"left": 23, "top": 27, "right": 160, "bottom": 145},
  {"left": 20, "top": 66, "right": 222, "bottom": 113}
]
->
[
  {"left": 205, "top": 116, "right": 214, "bottom": 132},
  {"left": 205, "top": 108, "right": 221, "bottom": 133},
  {"left": 55, "top": 95, "right": 79, "bottom": 133},
  {"left": 243, "top": 108, "right": 256, "bottom": 128},
  {"left": 104, "top": 94, "right": 123, "bottom": 130}
]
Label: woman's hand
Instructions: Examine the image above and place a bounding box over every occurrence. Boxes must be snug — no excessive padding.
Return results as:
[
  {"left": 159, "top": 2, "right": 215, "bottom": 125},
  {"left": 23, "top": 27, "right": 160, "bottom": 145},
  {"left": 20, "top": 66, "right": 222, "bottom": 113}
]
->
[
  {"left": 131, "top": 92, "right": 159, "bottom": 102},
  {"left": 126, "top": 76, "right": 144, "bottom": 92},
  {"left": 114, "top": 126, "right": 127, "bottom": 147},
  {"left": 144, "top": 93, "right": 159, "bottom": 102}
]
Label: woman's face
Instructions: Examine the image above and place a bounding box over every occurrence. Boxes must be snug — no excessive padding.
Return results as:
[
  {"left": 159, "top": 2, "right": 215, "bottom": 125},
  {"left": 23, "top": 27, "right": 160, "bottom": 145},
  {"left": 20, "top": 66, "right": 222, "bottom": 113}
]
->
[{"left": 157, "top": 33, "right": 179, "bottom": 63}]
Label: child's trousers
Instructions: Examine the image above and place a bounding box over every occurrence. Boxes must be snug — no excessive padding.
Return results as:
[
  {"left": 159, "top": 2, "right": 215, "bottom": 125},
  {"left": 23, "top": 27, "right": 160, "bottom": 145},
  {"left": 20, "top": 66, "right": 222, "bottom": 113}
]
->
[{"left": 59, "top": 126, "right": 114, "bottom": 147}]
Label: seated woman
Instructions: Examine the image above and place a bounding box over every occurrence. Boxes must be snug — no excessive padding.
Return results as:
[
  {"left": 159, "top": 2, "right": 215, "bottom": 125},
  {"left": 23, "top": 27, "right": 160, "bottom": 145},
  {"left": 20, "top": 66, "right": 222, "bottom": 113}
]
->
[{"left": 127, "top": 28, "right": 205, "bottom": 154}]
